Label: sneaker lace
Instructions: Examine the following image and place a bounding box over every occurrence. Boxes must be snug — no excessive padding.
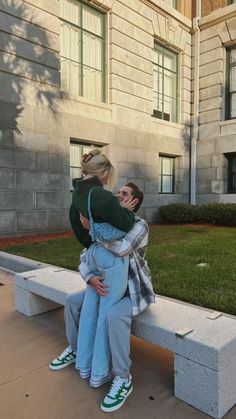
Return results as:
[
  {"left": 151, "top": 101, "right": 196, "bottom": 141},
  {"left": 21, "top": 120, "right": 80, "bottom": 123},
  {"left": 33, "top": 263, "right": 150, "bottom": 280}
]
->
[
  {"left": 58, "top": 346, "right": 72, "bottom": 360},
  {"left": 107, "top": 377, "right": 125, "bottom": 398}
]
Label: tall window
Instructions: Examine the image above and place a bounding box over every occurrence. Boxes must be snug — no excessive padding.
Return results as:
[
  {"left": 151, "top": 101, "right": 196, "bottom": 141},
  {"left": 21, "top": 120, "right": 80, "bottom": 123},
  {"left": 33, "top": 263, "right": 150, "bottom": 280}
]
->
[
  {"left": 153, "top": 43, "right": 178, "bottom": 123},
  {"left": 60, "top": 0, "right": 106, "bottom": 102},
  {"left": 159, "top": 156, "right": 175, "bottom": 193},
  {"left": 225, "top": 48, "right": 236, "bottom": 119},
  {"left": 226, "top": 48, "right": 236, "bottom": 119},
  {"left": 226, "top": 154, "right": 236, "bottom": 193}
]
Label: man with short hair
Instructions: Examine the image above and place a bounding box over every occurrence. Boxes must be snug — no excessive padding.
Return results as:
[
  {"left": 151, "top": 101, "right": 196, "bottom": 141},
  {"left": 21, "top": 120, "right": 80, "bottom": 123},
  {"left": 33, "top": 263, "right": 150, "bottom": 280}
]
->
[{"left": 49, "top": 183, "right": 155, "bottom": 413}]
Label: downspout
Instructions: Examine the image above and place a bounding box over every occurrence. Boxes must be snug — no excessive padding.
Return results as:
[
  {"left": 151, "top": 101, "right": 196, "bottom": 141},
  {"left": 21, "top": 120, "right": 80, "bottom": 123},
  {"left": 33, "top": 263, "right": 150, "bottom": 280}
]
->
[{"left": 190, "top": 0, "right": 201, "bottom": 204}]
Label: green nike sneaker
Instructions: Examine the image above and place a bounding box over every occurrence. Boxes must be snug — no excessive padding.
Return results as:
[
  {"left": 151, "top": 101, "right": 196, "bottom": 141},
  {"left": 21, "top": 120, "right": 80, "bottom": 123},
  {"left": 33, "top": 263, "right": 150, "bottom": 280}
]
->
[
  {"left": 49, "top": 346, "right": 76, "bottom": 370},
  {"left": 101, "top": 375, "right": 133, "bottom": 412}
]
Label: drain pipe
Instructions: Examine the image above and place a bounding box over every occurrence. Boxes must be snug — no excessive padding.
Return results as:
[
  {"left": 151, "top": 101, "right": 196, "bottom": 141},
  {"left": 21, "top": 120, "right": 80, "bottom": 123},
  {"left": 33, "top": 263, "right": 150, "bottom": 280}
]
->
[{"left": 190, "top": 0, "right": 201, "bottom": 205}]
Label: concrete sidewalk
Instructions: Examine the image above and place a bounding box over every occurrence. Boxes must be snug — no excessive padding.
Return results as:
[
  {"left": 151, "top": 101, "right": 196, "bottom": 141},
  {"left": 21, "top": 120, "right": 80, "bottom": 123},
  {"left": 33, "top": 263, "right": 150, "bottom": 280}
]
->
[{"left": 0, "top": 269, "right": 235, "bottom": 419}]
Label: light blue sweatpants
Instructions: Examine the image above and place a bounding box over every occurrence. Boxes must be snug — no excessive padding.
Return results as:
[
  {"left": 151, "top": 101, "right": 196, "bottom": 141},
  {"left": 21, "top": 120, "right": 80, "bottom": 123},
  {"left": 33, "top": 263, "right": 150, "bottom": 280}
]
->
[{"left": 76, "top": 242, "right": 129, "bottom": 380}]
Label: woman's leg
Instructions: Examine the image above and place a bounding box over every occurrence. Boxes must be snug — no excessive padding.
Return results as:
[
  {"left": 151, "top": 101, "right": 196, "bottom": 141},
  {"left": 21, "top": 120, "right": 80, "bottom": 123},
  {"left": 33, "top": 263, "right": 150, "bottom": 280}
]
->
[
  {"left": 75, "top": 244, "right": 100, "bottom": 374},
  {"left": 75, "top": 285, "right": 100, "bottom": 373},
  {"left": 90, "top": 247, "right": 129, "bottom": 382}
]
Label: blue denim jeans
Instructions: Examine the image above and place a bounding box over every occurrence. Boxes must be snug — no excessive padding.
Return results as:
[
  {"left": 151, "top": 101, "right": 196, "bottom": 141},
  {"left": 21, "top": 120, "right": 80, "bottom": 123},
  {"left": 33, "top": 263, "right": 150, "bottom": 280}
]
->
[{"left": 76, "top": 242, "right": 129, "bottom": 380}]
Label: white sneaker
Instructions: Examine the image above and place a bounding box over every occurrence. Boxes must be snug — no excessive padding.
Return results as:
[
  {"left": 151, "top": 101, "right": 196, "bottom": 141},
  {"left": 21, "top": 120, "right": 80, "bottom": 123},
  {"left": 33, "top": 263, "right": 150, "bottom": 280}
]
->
[
  {"left": 49, "top": 346, "right": 76, "bottom": 370},
  {"left": 101, "top": 375, "right": 133, "bottom": 412}
]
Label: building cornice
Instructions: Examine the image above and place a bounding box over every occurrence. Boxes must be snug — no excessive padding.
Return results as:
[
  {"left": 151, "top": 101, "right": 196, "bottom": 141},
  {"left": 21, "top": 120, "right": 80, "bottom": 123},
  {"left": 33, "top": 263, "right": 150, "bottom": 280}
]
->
[{"left": 200, "top": 4, "right": 236, "bottom": 30}]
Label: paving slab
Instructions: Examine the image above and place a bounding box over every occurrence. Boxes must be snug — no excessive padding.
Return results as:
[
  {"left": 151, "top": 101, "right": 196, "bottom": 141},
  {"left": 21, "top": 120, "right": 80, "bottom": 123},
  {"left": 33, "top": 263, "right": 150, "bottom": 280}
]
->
[{"left": 1, "top": 270, "right": 236, "bottom": 419}]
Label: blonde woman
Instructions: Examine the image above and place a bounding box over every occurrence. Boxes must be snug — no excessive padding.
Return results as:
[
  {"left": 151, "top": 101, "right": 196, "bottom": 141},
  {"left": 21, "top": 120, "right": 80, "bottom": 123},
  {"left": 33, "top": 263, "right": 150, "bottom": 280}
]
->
[{"left": 69, "top": 149, "right": 135, "bottom": 387}]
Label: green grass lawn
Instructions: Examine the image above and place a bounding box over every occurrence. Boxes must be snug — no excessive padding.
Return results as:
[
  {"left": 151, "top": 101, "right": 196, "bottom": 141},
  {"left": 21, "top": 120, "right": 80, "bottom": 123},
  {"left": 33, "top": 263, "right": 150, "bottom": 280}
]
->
[{"left": 3, "top": 225, "right": 236, "bottom": 315}]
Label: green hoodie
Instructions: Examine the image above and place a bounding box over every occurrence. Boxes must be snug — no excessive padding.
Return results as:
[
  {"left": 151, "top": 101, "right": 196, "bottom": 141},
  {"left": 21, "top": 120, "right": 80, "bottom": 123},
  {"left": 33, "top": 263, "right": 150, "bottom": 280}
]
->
[{"left": 69, "top": 176, "right": 135, "bottom": 248}]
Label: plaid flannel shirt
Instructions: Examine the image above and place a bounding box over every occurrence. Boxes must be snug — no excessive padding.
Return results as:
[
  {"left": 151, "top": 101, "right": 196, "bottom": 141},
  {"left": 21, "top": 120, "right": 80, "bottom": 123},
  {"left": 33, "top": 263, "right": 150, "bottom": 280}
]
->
[{"left": 79, "top": 216, "right": 155, "bottom": 316}]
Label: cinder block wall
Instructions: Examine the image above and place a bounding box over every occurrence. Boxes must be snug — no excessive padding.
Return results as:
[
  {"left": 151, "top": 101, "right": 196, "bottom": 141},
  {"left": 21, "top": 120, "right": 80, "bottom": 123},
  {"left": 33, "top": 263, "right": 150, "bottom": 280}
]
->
[{"left": 0, "top": 0, "right": 192, "bottom": 237}]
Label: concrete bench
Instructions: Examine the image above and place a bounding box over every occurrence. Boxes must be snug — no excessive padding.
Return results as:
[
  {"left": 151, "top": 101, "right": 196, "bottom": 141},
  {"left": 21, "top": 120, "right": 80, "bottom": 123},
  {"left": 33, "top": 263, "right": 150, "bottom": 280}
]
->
[{"left": 14, "top": 267, "right": 236, "bottom": 419}]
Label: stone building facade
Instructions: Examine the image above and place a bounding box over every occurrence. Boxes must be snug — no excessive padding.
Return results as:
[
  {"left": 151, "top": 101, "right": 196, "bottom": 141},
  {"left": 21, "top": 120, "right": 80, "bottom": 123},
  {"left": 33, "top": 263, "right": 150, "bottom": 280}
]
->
[
  {"left": 197, "top": 0, "right": 236, "bottom": 203},
  {"left": 0, "top": 0, "right": 235, "bottom": 237}
]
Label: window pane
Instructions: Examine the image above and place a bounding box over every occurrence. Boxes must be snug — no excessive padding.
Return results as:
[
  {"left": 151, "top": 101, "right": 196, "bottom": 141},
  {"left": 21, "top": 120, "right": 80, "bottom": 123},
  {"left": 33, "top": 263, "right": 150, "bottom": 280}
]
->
[
  {"left": 70, "top": 144, "right": 83, "bottom": 166},
  {"left": 154, "top": 46, "right": 163, "bottom": 66},
  {"left": 61, "top": 22, "right": 81, "bottom": 61},
  {"left": 61, "top": 59, "right": 81, "bottom": 96},
  {"left": 231, "top": 93, "right": 236, "bottom": 117},
  {"left": 61, "top": 0, "right": 81, "bottom": 26},
  {"left": 162, "top": 158, "right": 172, "bottom": 175},
  {"left": 164, "top": 50, "right": 177, "bottom": 71},
  {"left": 230, "top": 66, "right": 236, "bottom": 92},
  {"left": 83, "top": 5, "right": 103, "bottom": 36},
  {"left": 83, "top": 33, "right": 102, "bottom": 70},
  {"left": 162, "top": 176, "right": 173, "bottom": 193},
  {"left": 83, "top": 66, "right": 102, "bottom": 101},
  {"left": 230, "top": 49, "right": 236, "bottom": 64}
]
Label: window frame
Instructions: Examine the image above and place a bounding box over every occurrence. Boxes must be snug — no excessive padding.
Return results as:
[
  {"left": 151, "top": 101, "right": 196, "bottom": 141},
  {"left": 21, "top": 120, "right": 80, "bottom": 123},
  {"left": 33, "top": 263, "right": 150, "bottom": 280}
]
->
[
  {"left": 159, "top": 155, "right": 175, "bottom": 194},
  {"left": 226, "top": 153, "right": 236, "bottom": 193},
  {"left": 60, "top": 0, "right": 107, "bottom": 103},
  {"left": 225, "top": 46, "right": 236, "bottom": 120},
  {"left": 69, "top": 140, "right": 105, "bottom": 190},
  {"left": 153, "top": 42, "right": 179, "bottom": 124}
]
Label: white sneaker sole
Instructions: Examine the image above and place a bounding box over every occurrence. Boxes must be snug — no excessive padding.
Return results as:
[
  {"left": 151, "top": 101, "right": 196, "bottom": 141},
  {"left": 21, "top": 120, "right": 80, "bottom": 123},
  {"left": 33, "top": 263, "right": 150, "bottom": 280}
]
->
[
  {"left": 49, "top": 359, "right": 76, "bottom": 370},
  {"left": 100, "top": 385, "right": 133, "bottom": 412},
  {"left": 90, "top": 373, "right": 113, "bottom": 388}
]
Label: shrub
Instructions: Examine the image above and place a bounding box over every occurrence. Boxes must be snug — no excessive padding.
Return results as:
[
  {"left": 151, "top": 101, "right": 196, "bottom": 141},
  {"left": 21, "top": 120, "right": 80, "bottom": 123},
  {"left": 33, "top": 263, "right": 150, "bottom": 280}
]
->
[{"left": 159, "top": 203, "right": 236, "bottom": 225}]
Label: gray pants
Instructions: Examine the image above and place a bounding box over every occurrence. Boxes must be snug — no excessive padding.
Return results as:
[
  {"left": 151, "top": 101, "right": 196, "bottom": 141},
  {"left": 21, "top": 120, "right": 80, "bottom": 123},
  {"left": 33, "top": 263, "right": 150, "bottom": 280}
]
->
[{"left": 64, "top": 290, "right": 133, "bottom": 377}]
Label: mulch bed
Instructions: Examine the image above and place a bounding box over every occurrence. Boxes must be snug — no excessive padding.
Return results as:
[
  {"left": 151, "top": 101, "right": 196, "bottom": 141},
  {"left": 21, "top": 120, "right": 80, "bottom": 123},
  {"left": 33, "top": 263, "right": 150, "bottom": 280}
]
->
[{"left": 0, "top": 231, "right": 73, "bottom": 249}]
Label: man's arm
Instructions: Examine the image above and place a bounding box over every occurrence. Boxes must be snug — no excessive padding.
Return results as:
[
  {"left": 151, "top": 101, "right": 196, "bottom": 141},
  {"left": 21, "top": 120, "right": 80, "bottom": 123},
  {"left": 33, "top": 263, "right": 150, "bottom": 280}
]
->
[{"left": 102, "top": 218, "right": 149, "bottom": 257}]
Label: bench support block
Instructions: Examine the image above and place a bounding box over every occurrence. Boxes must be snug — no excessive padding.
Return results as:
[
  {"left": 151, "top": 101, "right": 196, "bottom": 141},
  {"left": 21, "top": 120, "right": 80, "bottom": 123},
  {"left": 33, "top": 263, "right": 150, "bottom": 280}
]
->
[
  {"left": 175, "top": 354, "right": 236, "bottom": 419},
  {"left": 15, "top": 286, "right": 61, "bottom": 316}
]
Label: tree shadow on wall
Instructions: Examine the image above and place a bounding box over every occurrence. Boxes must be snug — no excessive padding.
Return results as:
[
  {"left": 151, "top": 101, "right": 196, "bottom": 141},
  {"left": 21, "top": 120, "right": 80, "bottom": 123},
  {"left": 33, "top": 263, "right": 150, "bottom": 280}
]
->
[{"left": 0, "top": 0, "right": 64, "bottom": 137}]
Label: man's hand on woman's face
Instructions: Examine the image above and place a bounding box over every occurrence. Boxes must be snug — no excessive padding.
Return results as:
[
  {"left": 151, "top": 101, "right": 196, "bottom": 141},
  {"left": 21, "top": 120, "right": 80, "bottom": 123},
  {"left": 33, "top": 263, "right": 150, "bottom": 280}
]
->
[
  {"left": 88, "top": 276, "right": 109, "bottom": 297},
  {"left": 119, "top": 195, "right": 138, "bottom": 211}
]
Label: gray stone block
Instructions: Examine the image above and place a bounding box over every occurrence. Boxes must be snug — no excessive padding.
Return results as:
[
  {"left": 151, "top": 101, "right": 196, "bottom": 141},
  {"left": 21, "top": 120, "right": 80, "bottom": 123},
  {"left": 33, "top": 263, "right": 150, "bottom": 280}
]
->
[
  {"left": 36, "top": 192, "right": 68, "bottom": 209},
  {"left": 0, "top": 168, "right": 15, "bottom": 188},
  {"left": 116, "top": 162, "right": 136, "bottom": 177},
  {"left": 127, "top": 178, "right": 145, "bottom": 191},
  {"left": 175, "top": 355, "right": 236, "bottom": 419},
  {"left": 136, "top": 164, "right": 157, "bottom": 179},
  {"left": 14, "top": 131, "right": 49, "bottom": 152},
  {"left": 49, "top": 173, "right": 70, "bottom": 191},
  {"left": 144, "top": 179, "right": 159, "bottom": 193},
  {"left": 0, "top": 149, "right": 35, "bottom": 170},
  {"left": 0, "top": 211, "right": 15, "bottom": 233},
  {"left": 36, "top": 152, "right": 49, "bottom": 171},
  {"left": 144, "top": 208, "right": 158, "bottom": 223},
  {"left": 48, "top": 210, "right": 70, "bottom": 230},
  {"left": 15, "top": 286, "right": 61, "bottom": 316},
  {"left": 0, "top": 129, "right": 14, "bottom": 147},
  {"left": 0, "top": 191, "right": 34, "bottom": 210},
  {"left": 142, "top": 193, "right": 158, "bottom": 208},
  {"left": 16, "top": 171, "right": 49, "bottom": 190},
  {"left": 0, "top": 32, "right": 59, "bottom": 69},
  {"left": 49, "top": 154, "right": 64, "bottom": 172},
  {"left": 17, "top": 211, "right": 49, "bottom": 231}
]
